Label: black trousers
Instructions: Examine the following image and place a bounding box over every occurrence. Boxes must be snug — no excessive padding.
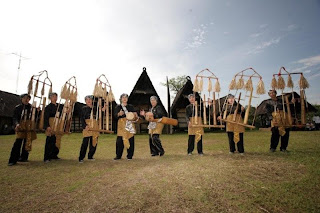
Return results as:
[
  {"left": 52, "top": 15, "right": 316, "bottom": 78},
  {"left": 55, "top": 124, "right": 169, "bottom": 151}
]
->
[
  {"left": 270, "top": 127, "right": 290, "bottom": 150},
  {"left": 149, "top": 134, "right": 164, "bottom": 155},
  {"left": 187, "top": 135, "right": 203, "bottom": 154},
  {"left": 44, "top": 135, "right": 59, "bottom": 161},
  {"left": 8, "top": 138, "right": 29, "bottom": 164},
  {"left": 79, "top": 136, "right": 97, "bottom": 161},
  {"left": 227, "top": 132, "right": 244, "bottom": 153},
  {"left": 116, "top": 136, "right": 135, "bottom": 159}
]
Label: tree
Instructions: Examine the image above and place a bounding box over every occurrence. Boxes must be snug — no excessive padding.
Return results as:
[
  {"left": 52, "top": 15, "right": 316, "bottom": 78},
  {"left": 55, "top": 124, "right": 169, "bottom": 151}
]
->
[{"left": 161, "top": 75, "right": 188, "bottom": 94}]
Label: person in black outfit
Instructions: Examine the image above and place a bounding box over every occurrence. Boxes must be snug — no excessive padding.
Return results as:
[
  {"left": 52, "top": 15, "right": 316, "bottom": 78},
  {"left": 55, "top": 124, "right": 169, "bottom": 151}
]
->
[
  {"left": 218, "top": 94, "right": 245, "bottom": 154},
  {"left": 140, "top": 96, "right": 165, "bottom": 157},
  {"left": 43, "top": 92, "right": 63, "bottom": 162},
  {"left": 185, "top": 94, "right": 204, "bottom": 156},
  {"left": 266, "top": 90, "right": 291, "bottom": 152},
  {"left": 78, "top": 95, "right": 100, "bottom": 163},
  {"left": 8, "top": 94, "right": 35, "bottom": 166},
  {"left": 113, "top": 93, "right": 138, "bottom": 160}
]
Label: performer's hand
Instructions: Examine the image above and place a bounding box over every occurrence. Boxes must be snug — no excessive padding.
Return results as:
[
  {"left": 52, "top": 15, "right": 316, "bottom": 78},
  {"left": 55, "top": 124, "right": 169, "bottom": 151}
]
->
[
  {"left": 217, "top": 116, "right": 221, "bottom": 121},
  {"left": 118, "top": 109, "right": 124, "bottom": 116},
  {"left": 291, "top": 98, "right": 296, "bottom": 104},
  {"left": 241, "top": 106, "right": 245, "bottom": 111},
  {"left": 85, "top": 125, "right": 90, "bottom": 130},
  {"left": 15, "top": 124, "right": 20, "bottom": 132},
  {"left": 188, "top": 121, "right": 192, "bottom": 128},
  {"left": 140, "top": 110, "right": 145, "bottom": 116},
  {"left": 102, "top": 106, "right": 106, "bottom": 112},
  {"left": 46, "top": 127, "right": 52, "bottom": 133}
]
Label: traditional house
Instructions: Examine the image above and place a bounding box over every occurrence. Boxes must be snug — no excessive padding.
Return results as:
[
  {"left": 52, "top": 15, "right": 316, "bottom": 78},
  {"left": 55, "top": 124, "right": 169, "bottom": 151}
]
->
[
  {"left": 128, "top": 67, "right": 168, "bottom": 133},
  {"left": 256, "top": 92, "right": 317, "bottom": 128},
  {"left": 0, "top": 90, "right": 21, "bottom": 134}
]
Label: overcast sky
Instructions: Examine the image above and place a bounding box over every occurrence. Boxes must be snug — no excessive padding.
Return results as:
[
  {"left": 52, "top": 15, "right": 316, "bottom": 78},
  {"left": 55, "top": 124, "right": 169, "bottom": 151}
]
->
[{"left": 0, "top": 0, "right": 319, "bottom": 109}]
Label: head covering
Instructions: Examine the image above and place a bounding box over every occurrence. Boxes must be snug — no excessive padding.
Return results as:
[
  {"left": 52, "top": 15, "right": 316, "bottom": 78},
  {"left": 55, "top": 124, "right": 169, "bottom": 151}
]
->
[
  {"left": 20, "top": 93, "right": 31, "bottom": 99},
  {"left": 150, "top": 96, "right": 158, "bottom": 102},
  {"left": 119, "top": 93, "right": 129, "bottom": 103},
  {"left": 188, "top": 94, "right": 195, "bottom": 99},
  {"left": 49, "top": 92, "right": 58, "bottom": 98},
  {"left": 268, "top": 89, "right": 277, "bottom": 95},
  {"left": 85, "top": 95, "right": 94, "bottom": 101}
]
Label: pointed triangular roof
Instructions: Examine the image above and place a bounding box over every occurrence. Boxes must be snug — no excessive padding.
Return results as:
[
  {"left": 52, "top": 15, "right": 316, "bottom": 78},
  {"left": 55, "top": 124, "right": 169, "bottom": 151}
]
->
[
  {"left": 128, "top": 67, "right": 167, "bottom": 115},
  {"left": 171, "top": 76, "right": 201, "bottom": 113}
]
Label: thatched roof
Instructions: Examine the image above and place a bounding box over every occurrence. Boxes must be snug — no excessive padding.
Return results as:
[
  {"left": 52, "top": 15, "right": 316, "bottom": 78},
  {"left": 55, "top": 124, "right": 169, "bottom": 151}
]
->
[
  {"left": 256, "top": 92, "right": 317, "bottom": 115},
  {"left": 171, "top": 76, "right": 201, "bottom": 114},
  {"left": 0, "top": 90, "right": 21, "bottom": 118},
  {"left": 128, "top": 67, "right": 167, "bottom": 115}
]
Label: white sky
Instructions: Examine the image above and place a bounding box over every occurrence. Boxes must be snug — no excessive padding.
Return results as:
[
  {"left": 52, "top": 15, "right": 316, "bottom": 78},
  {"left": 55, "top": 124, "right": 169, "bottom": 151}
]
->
[{"left": 1, "top": 0, "right": 320, "bottom": 109}]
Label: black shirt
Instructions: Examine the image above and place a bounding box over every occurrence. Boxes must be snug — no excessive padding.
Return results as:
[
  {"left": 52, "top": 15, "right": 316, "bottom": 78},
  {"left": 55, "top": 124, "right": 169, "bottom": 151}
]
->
[
  {"left": 44, "top": 103, "right": 63, "bottom": 129},
  {"left": 114, "top": 104, "right": 136, "bottom": 119},
  {"left": 185, "top": 103, "right": 202, "bottom": 122},
  {"left": 80, "top": 106, "right": 96, "bottom": 129},
  {"left": 149, "top": 105, "right": 164, "bottom": 119},
  {"left": 13, "top": 103, "right": 32, "bottom": 126},
  {"left": 265, "top": 98, "right": 286, "bottom": 121}
]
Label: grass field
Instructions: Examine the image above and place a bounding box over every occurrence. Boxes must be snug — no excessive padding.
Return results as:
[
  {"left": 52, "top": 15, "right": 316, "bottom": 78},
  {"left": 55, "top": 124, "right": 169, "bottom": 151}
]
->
[{"left": 0, "top": 131, "right": 319, "bottom": 212}]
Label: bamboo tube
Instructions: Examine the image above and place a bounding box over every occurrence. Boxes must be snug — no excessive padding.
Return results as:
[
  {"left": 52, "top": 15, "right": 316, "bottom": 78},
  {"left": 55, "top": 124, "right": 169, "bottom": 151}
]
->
[
  {"left": 98, "top": 98, "right": 102, "bottom": 129},
  {"left": 31, "top": 101, "right": 37, "bottom": 130},
  {"left": 213, "top": 92, "right": 217, "bottom": 125},
  {"left": 233, "top": 92, "right": 241, "bottom": 122},
  {"left": 300, "top": 89, "right": 306, "bottom": 125},
  {"left": 106, "top": 99, "right": 109, "bottom": 131},
  {"left": 243, "top": 88, "right": 253, "bottom": 125},
  {"left": 59, "top": 103, "right": 68, "bottom": 131},
  {"left": 285, "top": 95, "right": 292, "bottom": 126},
  {"left": 195, "top": 101, "right": 198, "bottom": 125},
  {"left": 38, "top": 97, "right": 46, "bottom": 130},
  {"left": 53, "top": 111, "right": 60, "bottom": 132},
  {"left": 203, "top": 94, "right": 207, "bottom": 125}
]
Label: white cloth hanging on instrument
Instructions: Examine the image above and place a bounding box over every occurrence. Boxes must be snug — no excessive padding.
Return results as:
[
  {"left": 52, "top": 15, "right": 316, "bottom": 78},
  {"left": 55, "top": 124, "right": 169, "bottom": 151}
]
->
[
  {"left": 147, "top": 107, "right": 157, "bottom": 130},
  {"left": 122, "top": 104, "right": 136, "bottom": 134}
]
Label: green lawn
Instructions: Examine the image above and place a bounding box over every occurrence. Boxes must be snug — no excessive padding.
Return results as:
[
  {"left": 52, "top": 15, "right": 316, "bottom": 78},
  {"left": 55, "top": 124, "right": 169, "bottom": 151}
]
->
[{"left": 0, "top": 131, "right": 319, "bottom": 212}]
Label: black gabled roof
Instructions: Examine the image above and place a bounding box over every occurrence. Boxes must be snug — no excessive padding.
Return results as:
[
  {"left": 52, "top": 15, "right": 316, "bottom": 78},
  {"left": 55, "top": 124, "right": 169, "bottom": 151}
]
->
[
  {"left": 0, "top": 90, "right": 21, "bottom": 117},
  {"left": 128, "top": 67, "right": 167, "bottom": 115}
]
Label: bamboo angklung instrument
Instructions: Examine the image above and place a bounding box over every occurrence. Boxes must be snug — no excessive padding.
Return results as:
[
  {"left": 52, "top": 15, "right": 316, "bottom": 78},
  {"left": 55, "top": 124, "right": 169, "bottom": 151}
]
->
[
  {"left": 89, "top": 74, "right": 114, "bottom": 134},
  {"left": 222, "top": 67, "right": 266, "bottom": 129},
  {"left": 213, "top": 92, "right": 217, "bottom": 125},
  {"left": 192, "top": 68, "right": 224, "bottom": 128},
  {"left": 26, "top": 70, "right": 52, "bottom": 131},
  {"left": 53, "top": 76, "right": 77, "bottom": 134},
  {"left": 271, "top": 67, "right": 309, "bottom": 127}
]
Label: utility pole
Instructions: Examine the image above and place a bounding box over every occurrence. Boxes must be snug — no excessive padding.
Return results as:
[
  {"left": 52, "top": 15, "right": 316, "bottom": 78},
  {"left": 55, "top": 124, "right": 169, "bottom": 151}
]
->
[{"left": 11, "top": 52, "right": 30, "bottom": 93}]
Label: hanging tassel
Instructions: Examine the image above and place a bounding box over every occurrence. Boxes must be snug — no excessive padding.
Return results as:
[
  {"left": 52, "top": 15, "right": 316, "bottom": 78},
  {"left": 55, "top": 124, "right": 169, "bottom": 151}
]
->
[
  {"left": 245, "top": 78, "right": 253, "bottom": 91},
  {"left": 27, "top": 77, "right": 33, "bottom": 95},
  {"left": 99, "top": 83, "right": 103, "bottom": 97},
  {"left": 108, "top": 89, "right": 115, "bottom": 102},
  {"left": 287, "top": 74, "right": 294, "bottom": 88},
  {"left": 34, "top": 80, "right": 39, "bottom": 96},
  {"left": 70, "top": 88, "right": 77, "bottom": 102},
  {"left": 214, "top": 80, "right": 221, "bottom": 92},
  {"left": 208, "top": 79, "right": 212, "bottom": 92},
  {"left": 73, "top": 89, "right": 78, "bottom": 102},
  {"left": 271, "top": 75, "right": 277, "bottom": 89},
  {"left": 229, "top": 78, "right": 236, "bottom": 90},
  {"left": 41, "top": 82, "right": 45, "bottom": 96},
  {"left": 199, "top": 77, "right": 203, "bottom": 92},
  {"left": 193, "top": 78, "right": 199, "bottom": 92},
  {"left": 93, "top": 81, "right": 99, "bottom": 96},
  {"left": 61, "top": 84, "right": 67, "bottom": 99},
  {"left": 256, "top": 78, "right": 266, "bottom": 95},
  {"left": 277, "top": 75, "right": 285, "bottom": 90},
  {"left": 299, "top": 74, "right": 309, "bottom": 89},
  {"left": 66, "top": 86, "right": 71, "bottom": 99},
  {"left": 236, "top": 77, "right": 244, "bottom": 89},
  {"left": 48, "top": 85, "right": 52, "bottom": 98}
]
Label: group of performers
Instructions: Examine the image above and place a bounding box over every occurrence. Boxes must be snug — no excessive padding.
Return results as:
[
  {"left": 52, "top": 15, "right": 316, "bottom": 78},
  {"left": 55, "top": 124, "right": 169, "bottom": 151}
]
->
[{"left": 7, "top": 88, "right": 293, "bottom": 166}]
